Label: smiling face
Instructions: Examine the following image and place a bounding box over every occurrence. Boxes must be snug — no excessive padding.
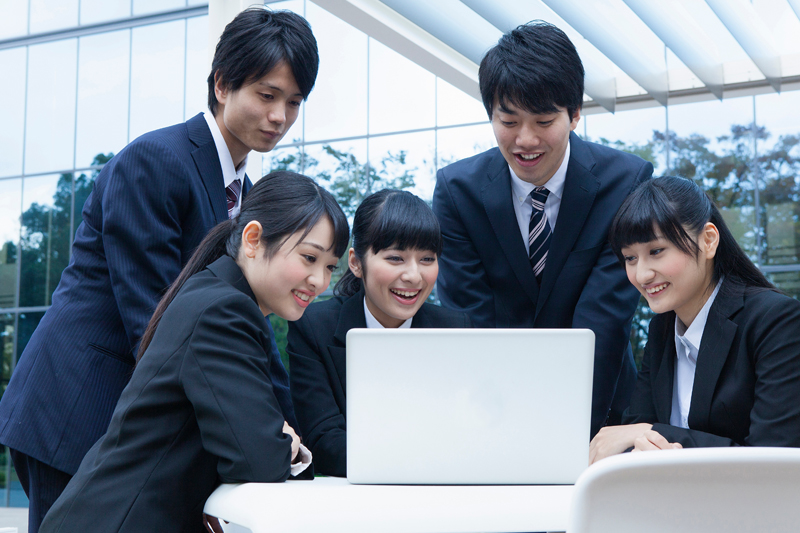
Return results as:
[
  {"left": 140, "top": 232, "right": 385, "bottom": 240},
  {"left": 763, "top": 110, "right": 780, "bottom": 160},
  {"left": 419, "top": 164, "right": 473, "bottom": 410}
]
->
[
  {"left": 350, "top": 247, "right": 439, "bottom": 328},
  {"left": 238, "top": 217, "right": 339, "bottom": 321},
  {"left": 214, "top": 61, "right": 302, "bottom": 167},
  {"left": 491, "top": 101, "right": 580, "bottom": 187},
  {"left": 621, "top": 223, "right": 719, "bottom": 327}
]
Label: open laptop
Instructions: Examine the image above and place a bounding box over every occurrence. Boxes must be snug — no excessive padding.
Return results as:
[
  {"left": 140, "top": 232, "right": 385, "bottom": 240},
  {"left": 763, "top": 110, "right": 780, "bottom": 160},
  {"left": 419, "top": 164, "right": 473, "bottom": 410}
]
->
[{"left": 346, "top": 328, "right": 594, "bottom": 485}]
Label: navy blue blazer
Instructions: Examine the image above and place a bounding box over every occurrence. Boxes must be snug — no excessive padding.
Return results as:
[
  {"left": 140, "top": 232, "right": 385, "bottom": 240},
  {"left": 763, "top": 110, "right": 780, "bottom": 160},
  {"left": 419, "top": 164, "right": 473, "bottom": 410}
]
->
[
  {"left": 432, "top": 133, "right": 653, "bottom": 436},
  {"left": 0, "top": 113, "right": 295, "bottom": 475},
  {"left": 40, "top": 256, "right": 294, "bottom": 533},
  {"left": 288, "top": 289, "right": 471, "bottom": 477},
  {"left": 622, "top": 280, "right": 800, "bottom": 448}
]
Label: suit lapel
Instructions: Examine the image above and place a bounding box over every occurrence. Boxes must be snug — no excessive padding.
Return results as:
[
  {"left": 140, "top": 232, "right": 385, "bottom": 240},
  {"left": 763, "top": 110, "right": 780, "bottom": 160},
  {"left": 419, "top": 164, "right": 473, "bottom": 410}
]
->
[
  {"left": 688, "top": 282, "right": 743, "bottom": 429},
  {"left": 330, "top": 291, "right": 368, "bottom": 396},
  {"left": 187, "top": 113, "right": 228, "bottom": 224},
  {"left": 653, "top": 315, "right": 677, "bottom": 423},
  {"left": 537, "top": 134, "right": 599, "bottom": 313},
  {"left": 480, "top": 151, "right": 539, "bottom": 305}
]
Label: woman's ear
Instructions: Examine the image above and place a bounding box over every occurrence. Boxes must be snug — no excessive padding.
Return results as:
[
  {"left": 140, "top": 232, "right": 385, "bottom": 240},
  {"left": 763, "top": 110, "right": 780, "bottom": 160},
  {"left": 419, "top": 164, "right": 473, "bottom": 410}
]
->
[
  {"left": 348, "top": 248, "right": 363, "bottom": 279},
  {"left": 241, "top": 221, "right": 264, "bottom": 259},
  {"left": 702, "top": 222, "right": 720, "bottom": 260}
]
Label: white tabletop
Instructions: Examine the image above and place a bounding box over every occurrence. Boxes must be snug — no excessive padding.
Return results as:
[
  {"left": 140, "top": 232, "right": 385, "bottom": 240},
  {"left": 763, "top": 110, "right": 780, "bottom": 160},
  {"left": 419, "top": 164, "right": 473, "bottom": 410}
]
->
[{"left": 204, "top": 477, "right": 573, "bottom": 533}]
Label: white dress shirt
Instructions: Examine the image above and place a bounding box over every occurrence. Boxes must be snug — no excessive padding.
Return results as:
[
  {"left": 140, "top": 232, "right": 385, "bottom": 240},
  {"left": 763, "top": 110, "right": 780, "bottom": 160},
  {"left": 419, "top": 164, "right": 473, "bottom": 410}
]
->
[
  {"left": 509, "top": 141, "right": 570, "bottom": 247},
  {"left": 364, "top": 297, "right": 413, "bottom": 329},
  {"left": 203, "top": 112, "right": 247, "bottom": 218},
  {"left": 670, "top": 280, "right": 723, "bottom": 429}
]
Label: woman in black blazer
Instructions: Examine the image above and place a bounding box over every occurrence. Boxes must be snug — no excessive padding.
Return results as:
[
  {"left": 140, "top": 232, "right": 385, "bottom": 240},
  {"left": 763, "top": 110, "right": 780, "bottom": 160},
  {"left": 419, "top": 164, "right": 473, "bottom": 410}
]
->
[
  {"left": 590, "top": 177, "right": 800, "bottom": 463},
  {"left": 40, "top": 172, "right": 349, "bottom": 533},
  {"left": 288, "top": 189, "right": 471, "bottom": 477}
]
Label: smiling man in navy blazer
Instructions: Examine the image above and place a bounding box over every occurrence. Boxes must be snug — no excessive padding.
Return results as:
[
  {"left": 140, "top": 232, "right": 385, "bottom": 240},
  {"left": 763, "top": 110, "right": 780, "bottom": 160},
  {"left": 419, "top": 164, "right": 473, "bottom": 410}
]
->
[
  {"left": 433, "top": 21, "right": 653, "bottom": 438},
  {"left": 0, "top": 8, "right": 317, "bottom": 533}
]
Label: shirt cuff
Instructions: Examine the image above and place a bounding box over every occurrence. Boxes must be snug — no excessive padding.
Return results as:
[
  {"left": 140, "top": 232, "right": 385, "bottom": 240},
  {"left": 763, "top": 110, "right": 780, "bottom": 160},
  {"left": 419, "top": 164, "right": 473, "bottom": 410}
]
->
[{"left": 290, "top": 443, "right": 312, "bottom": 476}]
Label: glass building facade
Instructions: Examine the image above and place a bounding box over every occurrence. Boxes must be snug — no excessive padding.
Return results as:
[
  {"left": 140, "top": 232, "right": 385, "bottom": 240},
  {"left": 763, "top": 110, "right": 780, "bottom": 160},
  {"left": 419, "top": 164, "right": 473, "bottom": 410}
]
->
[{"left": 1, "top": 0, "right": 799, "bottom": 507}]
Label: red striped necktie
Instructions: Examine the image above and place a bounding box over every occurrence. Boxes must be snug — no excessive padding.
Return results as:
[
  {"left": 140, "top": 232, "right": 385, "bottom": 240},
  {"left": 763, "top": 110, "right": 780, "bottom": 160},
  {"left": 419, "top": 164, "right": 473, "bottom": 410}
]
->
[{"left": 226, "top": 178, "right": 241, "bottom": 219}]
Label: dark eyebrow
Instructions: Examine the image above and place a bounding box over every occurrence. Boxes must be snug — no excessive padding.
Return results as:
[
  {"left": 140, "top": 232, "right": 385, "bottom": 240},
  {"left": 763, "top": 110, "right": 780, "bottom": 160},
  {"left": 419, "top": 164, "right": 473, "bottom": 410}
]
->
[
  {"left": 257, "top": 81, "right": 304, "bottom": 99},
  {"left": 498, "top": 103, "right": 516, "bottom": 115},
  {"left": 300, "top": 241, "right": 332, "bottom": 252}
]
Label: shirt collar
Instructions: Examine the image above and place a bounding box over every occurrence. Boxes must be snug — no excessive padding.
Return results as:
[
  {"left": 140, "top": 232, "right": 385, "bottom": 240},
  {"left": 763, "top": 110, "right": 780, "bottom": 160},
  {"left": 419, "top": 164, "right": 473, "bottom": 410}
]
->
[
  {"left": 204, "top": 111, "right": 248, "bottom": 189},
  {"left": 363, "top": 297, "right": 413, "bottom": 329},
  {"left": 675, "top": 278, "right": 723, "bottom": 350},
  {"left": 509, "top": 140, "right": 570, "bottom": 205}
]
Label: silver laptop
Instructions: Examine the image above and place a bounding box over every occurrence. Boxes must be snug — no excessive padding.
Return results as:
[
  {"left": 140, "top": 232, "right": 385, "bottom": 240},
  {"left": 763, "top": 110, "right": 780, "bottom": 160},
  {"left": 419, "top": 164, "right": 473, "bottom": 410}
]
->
[{"left": 346, "top": 328, "right": 594, "bottom": 485}]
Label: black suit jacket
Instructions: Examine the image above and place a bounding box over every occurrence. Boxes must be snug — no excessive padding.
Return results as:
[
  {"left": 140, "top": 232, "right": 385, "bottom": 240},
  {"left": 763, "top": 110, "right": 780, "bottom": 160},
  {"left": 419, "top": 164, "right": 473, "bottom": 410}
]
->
[
  {"left": 288, "top": 290, "right": 471, "bottom": 477},
  {"left": 0, "top": 113, "right": 296, "bottom": 475},
  {"left": 433, "top": 133, "right": 653, "bottom": 435},
  {"left": 622, "top": 280, "right": 800, "bottom": 448},
  {"left": 40, "top": 256, "right": 293, "bottom": 533}
]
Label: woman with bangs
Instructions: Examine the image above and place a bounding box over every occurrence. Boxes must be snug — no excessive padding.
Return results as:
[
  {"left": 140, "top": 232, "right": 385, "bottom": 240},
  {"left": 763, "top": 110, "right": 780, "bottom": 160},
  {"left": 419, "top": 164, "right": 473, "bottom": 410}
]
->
[
  {"left": 589, "top": 176, "right": 800, "bottom": 464},
  {"left": 288, "top": 189, "right": 471, "bottom": 477}
]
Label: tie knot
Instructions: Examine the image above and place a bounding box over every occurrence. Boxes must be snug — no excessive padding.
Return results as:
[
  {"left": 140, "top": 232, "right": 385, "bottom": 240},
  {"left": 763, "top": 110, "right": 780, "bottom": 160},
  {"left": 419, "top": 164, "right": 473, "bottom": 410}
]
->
[{"left": 529, "top": 187, "right": 549, "bottom": 210}]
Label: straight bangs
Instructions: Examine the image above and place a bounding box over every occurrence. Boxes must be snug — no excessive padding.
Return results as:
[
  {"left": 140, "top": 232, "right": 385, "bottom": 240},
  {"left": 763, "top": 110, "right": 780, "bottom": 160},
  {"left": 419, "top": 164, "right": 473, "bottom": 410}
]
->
[
  {"left": 368, "top": 193, "right": 443, "bottom": 257},
  {"left": 610, "top": 182, "right": 699, "bottom": 263},
  {"left": 496, "top": 77, "right": 560, "bottom": 117}
]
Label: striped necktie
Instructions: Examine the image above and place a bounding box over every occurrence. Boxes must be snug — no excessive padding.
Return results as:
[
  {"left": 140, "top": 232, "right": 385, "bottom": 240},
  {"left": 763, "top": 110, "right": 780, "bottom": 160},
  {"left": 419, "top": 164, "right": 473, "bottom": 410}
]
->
[
  {"left": 528, "top": 186, "right": 552, "bottom": 282},
  {"left": 226, "top": 178, "right": 242, "bottom": 219}
]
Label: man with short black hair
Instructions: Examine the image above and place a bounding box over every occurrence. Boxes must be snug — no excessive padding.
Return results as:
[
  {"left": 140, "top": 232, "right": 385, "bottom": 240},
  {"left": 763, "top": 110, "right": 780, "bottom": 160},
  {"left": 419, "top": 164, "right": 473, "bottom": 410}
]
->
[
  {"left": 0, "top": 8, "right": 317, "bottom": 532},
  {"left": 433, "top": 21, "right": 653, "bottom": 437}
]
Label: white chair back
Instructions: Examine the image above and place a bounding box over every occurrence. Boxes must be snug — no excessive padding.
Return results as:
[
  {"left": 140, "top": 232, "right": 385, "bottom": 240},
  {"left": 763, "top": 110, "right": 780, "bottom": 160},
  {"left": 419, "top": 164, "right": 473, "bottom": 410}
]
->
[{"left": 568, "top": 447, "right": 800, "bottom": 533}]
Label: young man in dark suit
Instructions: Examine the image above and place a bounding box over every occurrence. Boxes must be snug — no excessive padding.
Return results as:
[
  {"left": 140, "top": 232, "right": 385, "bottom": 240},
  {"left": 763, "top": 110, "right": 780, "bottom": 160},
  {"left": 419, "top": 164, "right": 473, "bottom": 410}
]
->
[
  {"left": 0, "top": 8, "right": 317, "bottom": 533},
  {"left": 432, "top": 21, "right": 653, "bottom": 437}
]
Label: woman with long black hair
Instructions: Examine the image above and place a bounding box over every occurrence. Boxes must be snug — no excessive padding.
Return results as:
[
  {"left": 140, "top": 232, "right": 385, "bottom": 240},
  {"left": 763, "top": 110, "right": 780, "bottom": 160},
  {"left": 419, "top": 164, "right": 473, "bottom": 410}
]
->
[{"left": 40, "top": 171, "right": 349, "bottom": 532}]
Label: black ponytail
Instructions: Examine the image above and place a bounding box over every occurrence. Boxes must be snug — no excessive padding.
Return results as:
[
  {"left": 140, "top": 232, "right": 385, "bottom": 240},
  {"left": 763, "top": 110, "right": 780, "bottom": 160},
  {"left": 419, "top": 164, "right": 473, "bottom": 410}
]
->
[
  {"left": 335, "top": 189, "right": 442, "bottom": 297},
  {"left": 138, "top": 171, "right": 349, "bottom": 359}
]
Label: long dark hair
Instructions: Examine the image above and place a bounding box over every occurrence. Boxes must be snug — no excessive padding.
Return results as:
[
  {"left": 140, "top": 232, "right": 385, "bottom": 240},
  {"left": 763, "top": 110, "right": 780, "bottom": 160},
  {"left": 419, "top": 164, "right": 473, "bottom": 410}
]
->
[
  {"left": 610, "top": 176, "right": 773, "bottom": 290},
  {"left": 138, "top": 171, "right": 349, "bottom": 359},
  {"left": 335, "top": 189, "right": 443, "bottom": 298}
]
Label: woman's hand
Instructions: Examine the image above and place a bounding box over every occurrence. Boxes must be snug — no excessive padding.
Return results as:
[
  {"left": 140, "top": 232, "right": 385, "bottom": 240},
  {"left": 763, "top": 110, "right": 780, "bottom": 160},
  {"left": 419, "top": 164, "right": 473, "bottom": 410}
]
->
[
  {"left": 589, "top": 423, "right": 654, "bottom": 464},
  {"left": 631, "top": 429, "right": 683, "bottom": 453},
  {"left": 282, "top": 421, "right": 301, "bottom": 462}
]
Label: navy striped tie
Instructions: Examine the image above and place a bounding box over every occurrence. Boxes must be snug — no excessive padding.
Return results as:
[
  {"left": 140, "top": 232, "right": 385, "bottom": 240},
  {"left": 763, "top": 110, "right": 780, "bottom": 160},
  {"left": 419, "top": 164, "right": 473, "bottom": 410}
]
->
[
  {"left": 226, "top": 178, "right": 242, "bottom": 219},
  {"left": 528, "top": 186, "right": 552, "bottom": 282}
]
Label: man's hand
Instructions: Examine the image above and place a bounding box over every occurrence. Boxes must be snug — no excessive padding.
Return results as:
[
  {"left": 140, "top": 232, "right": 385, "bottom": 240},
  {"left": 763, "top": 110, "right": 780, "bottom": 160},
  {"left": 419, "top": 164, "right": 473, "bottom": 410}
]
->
[
  {"left": 283, "top": 421, "right": 300, "bottom": 462},
  {"left": 631, "top": 430, "right": 683, "bottom": 453}
]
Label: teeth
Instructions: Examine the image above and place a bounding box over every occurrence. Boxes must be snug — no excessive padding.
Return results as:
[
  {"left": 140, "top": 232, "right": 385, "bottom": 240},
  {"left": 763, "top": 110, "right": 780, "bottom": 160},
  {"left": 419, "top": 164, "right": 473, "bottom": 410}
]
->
[
  {"left": 391, "top": 289, "right": 419, "bottom": 298},
  {"left": 292, "top": 290, "right": 310, "bottom": 302},
  {"left": 519, "top": 153, "right": 542, "bottom": 160},
  {"left": 646, "top": 283, "right": 668, "bottom": 294}
]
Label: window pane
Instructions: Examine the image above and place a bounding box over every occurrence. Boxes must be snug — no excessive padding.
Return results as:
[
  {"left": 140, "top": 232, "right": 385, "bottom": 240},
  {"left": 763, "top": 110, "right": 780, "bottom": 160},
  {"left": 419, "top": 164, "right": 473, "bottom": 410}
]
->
[
  {"left": 437, "top": 78, "right": 487, "bottom": 128},
  {"left": 0, "top": 0, "right": 28, "bottom": 40},
  {"left": 75, "top": 30, "right": 130, "bottom": 168},
  {"left": 756, "top": 91, "right": 800, "bottom": 267},
  {"left": 19, "top": 174, "right": 72, "bottom": 308},
  {"left": 0, "top": 48, "right": 27, "bottom": 178},
  {"left": 129, "top": 21, "right": 185, "bottom": 141},
  {"left": 768, "top": 270, "right": 800, "bottom": 299},
  {"left": 184, "top": 15, "right": 209, "bottom": 120},
  {"left": 304, "top": 2, "right": 367, "bottom": 142},
  {"left": 29, "top": 0, "right": 78, "bottom": 34},
  {"left": 304, "top": 140, "right": 367, "bottom": 217},
  {"left": 266, "top": 145, "right": 307, "bottom": 176},
  {"left": 79, "top": 0, "right": 131, "bottom": 25},
  {"left": 16, "top": 311, "right": 44, "bottom": 360},
  {"left": 133, "top": 0, "right": 185, "bottom": 16},
  {"left": 583, "top": 106, "right": 666, "bottom": 172},
  {"left": 368, "top": 131, "right": 436, "bottom": 200},
  {"left": 436, "top": 123, "right": 495, "bottom": 170},
  {"left": 1, "top": 314, "right": 13, "bottom": 396},
  {"left": 369, "top": 39, "right": 435, "bottom": 135},
  {"left": 0, "top": 179, "right": 22, "bottom": 310},
  {"left": 24, "top": 39, "right": 78, "bottom": 175}
]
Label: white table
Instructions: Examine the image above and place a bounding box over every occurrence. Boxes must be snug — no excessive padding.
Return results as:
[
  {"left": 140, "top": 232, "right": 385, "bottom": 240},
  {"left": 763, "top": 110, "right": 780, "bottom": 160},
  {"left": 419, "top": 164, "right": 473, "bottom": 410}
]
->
[{"left": 204, "top": 477, "right": 574, "bottom": 532}]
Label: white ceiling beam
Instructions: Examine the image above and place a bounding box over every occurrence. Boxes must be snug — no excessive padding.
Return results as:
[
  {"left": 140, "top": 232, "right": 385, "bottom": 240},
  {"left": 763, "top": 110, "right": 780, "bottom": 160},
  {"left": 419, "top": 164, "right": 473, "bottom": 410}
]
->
[
  {"left": 540, "top": 0, "right": 669, "bottom": 106},
  {"left": 379, "top": 0, "right": 500, "bottom": 65},
  {"left": 790, "top": 0, "right": 800, "bottom": 21},
  {"left": 459, "top": 0, "right": 617, "bottom": 113},
  {"left": 705, "top": 0, "right": 782, "bottom": 93},
  {"left": 310, "top": 0, "right": 481, "bottom": 100},
  {"left": 623, "top": 0, "right": 724, "bottom": 100}
]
